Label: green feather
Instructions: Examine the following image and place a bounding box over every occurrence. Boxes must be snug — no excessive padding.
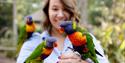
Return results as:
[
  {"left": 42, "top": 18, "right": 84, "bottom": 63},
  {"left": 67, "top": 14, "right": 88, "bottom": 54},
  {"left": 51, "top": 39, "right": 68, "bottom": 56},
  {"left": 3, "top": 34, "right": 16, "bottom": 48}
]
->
[
  {"left": 25, "top": 41, "right": 46, "bottom": 63},
  {"left": 76, "top": 26, "right": 87, "bottom": 33},
  {"left": 84, "top": 32, "right": 99, "bottom": 63},
  {"left": 73, "top": 21, "right": 76, "bottom": 30},
  {"left": 16, "top": 26, "right": 27, "bottom": 55},
  {"left": 75, "top": 26, "right": 99, "bottom": 63},
  {"left": 25, "top": 60, "right": 43, "bottom": 63}
]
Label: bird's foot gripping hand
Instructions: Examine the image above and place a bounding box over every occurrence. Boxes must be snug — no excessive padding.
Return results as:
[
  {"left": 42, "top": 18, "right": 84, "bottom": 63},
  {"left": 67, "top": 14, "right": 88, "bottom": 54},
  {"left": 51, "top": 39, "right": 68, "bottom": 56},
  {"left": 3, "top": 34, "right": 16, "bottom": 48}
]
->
[{"left": 25, "top": 37, "right": 57, "bottom": 63}]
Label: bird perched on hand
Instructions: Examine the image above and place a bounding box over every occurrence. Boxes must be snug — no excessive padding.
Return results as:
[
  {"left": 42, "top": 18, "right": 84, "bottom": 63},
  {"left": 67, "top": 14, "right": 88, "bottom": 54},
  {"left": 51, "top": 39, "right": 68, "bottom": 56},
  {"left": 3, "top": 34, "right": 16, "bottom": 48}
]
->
[
  {"left": 25, "top": 37, "right": 57, "bottom": 63},
  {"left": 60, "top": 21, "right": 103, "bottom": 63},
  {"left": 17, "top": 16, "right": 36, "bottom": 55}
]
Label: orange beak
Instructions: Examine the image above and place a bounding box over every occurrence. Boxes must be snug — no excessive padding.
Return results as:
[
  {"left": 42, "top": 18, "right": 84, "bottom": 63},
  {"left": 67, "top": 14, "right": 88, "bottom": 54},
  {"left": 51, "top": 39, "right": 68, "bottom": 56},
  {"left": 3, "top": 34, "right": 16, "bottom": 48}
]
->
[
  {"left": 53, "top": 42, "right": 57, "bottom": 47},
  {"left": 58, "top": 28, "right": 64, "bottom": 34}
]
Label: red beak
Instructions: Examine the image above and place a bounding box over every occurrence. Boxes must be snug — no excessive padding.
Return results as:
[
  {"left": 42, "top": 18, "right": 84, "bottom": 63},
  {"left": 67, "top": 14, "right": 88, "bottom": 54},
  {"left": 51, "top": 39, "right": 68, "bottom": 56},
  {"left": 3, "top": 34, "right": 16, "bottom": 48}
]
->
[
  {"left": 53, "top": 42, "right": 57, "bottom": 47},
  {"left": 58, "top": 28, "right": 64, "bottom": 34}
]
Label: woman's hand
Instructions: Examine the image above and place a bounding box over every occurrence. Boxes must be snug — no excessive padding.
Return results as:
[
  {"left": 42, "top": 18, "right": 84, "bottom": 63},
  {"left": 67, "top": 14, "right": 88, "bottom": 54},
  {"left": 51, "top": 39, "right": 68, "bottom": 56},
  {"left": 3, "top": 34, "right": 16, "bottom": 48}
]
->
[{"left": 57, "top": 51, "right": 88, "bottom": 63}]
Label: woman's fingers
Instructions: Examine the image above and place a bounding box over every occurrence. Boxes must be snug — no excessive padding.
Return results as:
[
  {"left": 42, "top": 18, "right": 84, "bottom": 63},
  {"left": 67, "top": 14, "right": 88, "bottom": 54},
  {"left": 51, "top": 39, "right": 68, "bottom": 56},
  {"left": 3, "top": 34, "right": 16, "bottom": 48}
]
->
[
  {"left": 58, "top": 58, "right": 88, "bottom": 63},
  {"left": 58, "top": 58, "right": 81, "bottom": 63},
  {"left": 57, "top": 50, "right": 85, "bottom": 63},
  {"left": 60, "top": 51, "right": 80, "bottom": 59}
]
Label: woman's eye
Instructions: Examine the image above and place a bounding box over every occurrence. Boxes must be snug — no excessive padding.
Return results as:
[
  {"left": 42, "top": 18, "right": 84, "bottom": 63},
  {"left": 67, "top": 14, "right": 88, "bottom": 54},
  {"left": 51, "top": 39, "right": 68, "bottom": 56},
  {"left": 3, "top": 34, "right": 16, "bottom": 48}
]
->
[{"left": 52, "top": 8, "right": 58, "bottom": 11}]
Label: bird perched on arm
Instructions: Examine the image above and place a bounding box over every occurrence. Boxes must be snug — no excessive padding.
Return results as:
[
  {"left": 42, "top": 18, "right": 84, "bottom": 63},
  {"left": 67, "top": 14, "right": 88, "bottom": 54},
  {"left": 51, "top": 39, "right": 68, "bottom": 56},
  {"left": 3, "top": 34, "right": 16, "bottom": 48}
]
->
[
  {"left": 16, "top": 16, "right": 36, "bottom": 55},
  {"left": 25, "top": 37, "right": 57, "bottom": 63},
  {"left": 60, "top": 21, "right": 103, "bottom": 63}
]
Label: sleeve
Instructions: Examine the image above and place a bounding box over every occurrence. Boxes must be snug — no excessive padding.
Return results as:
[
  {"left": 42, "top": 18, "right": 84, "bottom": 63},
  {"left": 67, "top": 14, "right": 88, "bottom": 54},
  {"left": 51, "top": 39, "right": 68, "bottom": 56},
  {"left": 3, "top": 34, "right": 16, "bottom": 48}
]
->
[
  {"left": 16, "top": 41, "right": 33, "bottom": 63},
  {"left": 16, "top": 32, "right": 43, "bottom": 63},
  {"left": 90, "top": 33, "right": 109, "bottom": 63}
]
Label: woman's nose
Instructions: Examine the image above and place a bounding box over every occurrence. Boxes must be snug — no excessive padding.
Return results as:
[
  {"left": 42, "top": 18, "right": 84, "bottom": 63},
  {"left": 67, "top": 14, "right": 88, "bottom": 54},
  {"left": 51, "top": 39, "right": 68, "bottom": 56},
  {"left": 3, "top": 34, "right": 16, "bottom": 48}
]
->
[{"left": 57, "top": 10, "right": 65, "bottom": 20}]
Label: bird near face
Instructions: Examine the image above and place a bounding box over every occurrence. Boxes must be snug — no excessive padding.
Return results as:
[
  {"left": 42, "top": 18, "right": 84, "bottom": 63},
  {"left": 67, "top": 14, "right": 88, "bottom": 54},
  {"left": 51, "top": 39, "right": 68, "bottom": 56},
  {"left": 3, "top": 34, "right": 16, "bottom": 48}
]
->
[
  {"left": 60, "top": 21, "right": 101, "bottom": 63},
  {"left": 60, "top": 21, "right": 86, "bottom": 46},
  {"left": 60, "top": 21, "right": 76, "bottom": 35}
]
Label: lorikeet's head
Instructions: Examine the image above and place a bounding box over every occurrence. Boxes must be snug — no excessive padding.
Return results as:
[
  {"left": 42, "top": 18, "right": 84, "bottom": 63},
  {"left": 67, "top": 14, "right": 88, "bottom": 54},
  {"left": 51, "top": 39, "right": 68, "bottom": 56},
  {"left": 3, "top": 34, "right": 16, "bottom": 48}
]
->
[
  {"left": 26, "top": 16, "right": 33, "bottom": 25},
  {"left": 46, "top": 37, "right": 57, "bottom": 48},
  {"left": 60, "top": 21, "right": 77, "bottom": 35},
  {"left": 26, "top": 16, "right": 35, "bottom": 33}
]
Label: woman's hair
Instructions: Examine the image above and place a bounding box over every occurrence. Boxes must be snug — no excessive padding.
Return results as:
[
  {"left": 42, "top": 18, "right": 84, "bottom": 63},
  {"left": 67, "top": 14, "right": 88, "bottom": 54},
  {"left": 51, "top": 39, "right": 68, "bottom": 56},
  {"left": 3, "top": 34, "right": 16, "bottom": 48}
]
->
[{"left": 42, "top": 0, "right": 80, "bottom": 33}]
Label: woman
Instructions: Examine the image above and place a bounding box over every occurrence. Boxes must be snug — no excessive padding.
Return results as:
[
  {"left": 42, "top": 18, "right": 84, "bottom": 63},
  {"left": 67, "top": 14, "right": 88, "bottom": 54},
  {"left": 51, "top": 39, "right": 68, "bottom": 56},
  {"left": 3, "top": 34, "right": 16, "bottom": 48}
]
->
[{"left": 17, "top": 0, "right": 109, "bottom": 63}]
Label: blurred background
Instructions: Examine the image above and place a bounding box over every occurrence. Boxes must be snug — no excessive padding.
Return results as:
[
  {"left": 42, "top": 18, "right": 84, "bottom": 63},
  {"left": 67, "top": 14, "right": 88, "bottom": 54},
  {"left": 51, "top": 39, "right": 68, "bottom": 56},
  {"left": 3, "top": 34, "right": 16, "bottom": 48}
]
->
[{"left": 0, "top": 0, "right": 125, "bottom": 63}]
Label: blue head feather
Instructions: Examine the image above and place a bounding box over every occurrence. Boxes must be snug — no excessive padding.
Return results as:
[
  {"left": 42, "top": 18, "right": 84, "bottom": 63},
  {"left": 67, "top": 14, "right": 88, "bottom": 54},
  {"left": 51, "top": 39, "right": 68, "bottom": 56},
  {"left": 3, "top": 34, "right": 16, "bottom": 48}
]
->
[
  {"left": 27, "top": 16, "right": 33, "bottom": 25},
  {"left": 46, "top": 37, "right": 57, "bottom": 47},
  {"left": 28, "top": 16, "right": 32, "bottom": 21},
  {"left": 60, "top": 21, "right": 76, "bottom": 35}
]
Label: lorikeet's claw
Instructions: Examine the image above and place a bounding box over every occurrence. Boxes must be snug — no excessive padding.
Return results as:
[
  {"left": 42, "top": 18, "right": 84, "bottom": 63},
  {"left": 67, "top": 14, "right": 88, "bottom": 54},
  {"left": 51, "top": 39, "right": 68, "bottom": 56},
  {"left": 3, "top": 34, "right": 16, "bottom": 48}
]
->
[
  {"left": 74, "top": 51, "right": 81, "bottom": 58},
  {"left": 67, "top": 47, "right": 81, "bottom": 57}
]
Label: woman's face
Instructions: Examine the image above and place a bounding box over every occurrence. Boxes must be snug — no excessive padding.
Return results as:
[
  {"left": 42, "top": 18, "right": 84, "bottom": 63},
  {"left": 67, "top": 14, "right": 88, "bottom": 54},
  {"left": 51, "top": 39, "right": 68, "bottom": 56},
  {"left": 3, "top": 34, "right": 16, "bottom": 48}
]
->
[{"left": 48, "top": 0, "right": 70, "bottom": 30}]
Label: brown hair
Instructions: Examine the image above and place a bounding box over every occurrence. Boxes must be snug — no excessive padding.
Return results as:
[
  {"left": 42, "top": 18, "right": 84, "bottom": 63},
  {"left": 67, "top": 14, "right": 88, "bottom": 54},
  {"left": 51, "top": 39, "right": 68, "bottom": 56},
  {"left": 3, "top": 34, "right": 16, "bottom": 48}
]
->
[{"left": 42, "top": 0, "right": 80, "bottom": 33}]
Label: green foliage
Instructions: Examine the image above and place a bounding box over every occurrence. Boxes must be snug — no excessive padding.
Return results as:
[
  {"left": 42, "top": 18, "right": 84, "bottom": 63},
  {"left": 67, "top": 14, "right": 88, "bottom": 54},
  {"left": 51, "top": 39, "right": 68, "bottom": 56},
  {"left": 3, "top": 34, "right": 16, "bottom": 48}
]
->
[
  {"left": 17, "top": 0, "right": 42, "bottom": 19},
  {"left": 88, "top": 0, "right": 125, "bottom": 63},
  {"left": 0, "top": 2, "right": 13, "bottom": 29}
]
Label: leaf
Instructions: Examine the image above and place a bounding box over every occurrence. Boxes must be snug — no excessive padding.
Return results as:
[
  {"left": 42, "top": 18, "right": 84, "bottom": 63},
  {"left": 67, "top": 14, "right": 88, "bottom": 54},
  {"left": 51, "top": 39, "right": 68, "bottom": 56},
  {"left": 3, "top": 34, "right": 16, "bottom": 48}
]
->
[{"left": 119, "top": 40, "right": 125, "bottom": 51}]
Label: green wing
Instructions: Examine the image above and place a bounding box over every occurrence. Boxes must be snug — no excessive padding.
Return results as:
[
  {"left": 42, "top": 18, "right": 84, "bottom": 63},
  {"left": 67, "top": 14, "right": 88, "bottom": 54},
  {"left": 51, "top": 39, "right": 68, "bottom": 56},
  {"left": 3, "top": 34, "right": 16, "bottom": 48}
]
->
[
  {"left": 73, "top": 23, "right": 99, "bottom": 63},
  {"left": 76, "top": 26, "right": 87, "bottom": 33},
  {"left": 85, "top": 33, "right": 99, "bottom": 63},
  {"left": 16, "top": 26, "right": 27, "bottom": 55},
  {"left": 76, "top": 26, "right": 99, "bottom": 63},
  {"left": 25, "top": 41, "right": 46, "bottom": 63}
]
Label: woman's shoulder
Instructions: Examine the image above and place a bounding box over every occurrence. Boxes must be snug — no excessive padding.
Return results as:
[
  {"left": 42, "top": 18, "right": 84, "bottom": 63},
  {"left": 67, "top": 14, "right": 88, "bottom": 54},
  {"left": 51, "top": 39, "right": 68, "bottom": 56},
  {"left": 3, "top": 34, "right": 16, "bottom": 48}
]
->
[
  {"left": 22, "top": 31, "right": 49, "bottom": 50},
  {"left": 25, "top": 31, "right": 49, "bottom": 43},
  {"left": 25, "top": 32, "right": 42, "bottom": 43}
]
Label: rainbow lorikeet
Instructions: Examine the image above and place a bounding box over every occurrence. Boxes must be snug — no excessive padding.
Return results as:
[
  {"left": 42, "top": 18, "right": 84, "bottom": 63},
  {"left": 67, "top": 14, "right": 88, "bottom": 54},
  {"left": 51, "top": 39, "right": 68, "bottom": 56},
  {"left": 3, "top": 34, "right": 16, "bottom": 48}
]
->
[
  {"left": 17, "top": 16, "right": 36, "bottom": 55},
  {"left": 60, "top": 21, "right": 103, "bottom": 63},
  {"left": 25, "top": 37, "right": 57, "bottom": 63}
]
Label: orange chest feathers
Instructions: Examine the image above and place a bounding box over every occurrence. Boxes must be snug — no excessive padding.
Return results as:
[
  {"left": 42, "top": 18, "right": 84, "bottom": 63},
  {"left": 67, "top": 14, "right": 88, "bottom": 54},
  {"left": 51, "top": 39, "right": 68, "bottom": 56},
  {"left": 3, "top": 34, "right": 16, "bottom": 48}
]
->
[
  {"left": 26, "top": 23, "right": 35, "bottom": 32},
  {"left": 68, "top": 32, "right": 87, "bottom": 46}
]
